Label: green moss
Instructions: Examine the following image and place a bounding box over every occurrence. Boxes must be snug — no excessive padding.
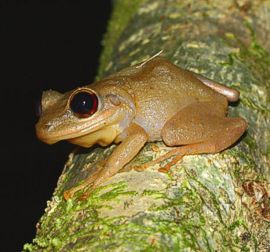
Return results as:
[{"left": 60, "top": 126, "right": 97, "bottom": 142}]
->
[{"left": 23, "top": 181, "right": 138, "bottom": 251}]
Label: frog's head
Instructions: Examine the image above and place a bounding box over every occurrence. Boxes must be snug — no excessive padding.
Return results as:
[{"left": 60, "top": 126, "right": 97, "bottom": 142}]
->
[{"left": 35, "top": 81, "right": 135, "bottom": 147}]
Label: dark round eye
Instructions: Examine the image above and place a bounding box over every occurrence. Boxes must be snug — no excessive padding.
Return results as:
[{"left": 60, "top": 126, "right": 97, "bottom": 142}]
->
[{"left": 70, "top": 91, "right": 98, "bottom": 118}]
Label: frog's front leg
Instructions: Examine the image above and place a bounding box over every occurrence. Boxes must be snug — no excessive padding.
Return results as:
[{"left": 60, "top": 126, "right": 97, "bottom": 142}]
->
[
  {"left": 136, "top": 101, "right": 247, "bottom": 173},
  {"left": 64, "top": 123, "right": 148, "bottom": 200}
]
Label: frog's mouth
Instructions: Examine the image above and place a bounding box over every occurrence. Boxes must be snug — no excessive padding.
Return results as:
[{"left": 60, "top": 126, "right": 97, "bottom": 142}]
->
[
  {"left": 35, "top": 119, "right": 105, "bottom": 145},
  {"left": 35, "top": 106, "right": 122, "bottom": 146}
]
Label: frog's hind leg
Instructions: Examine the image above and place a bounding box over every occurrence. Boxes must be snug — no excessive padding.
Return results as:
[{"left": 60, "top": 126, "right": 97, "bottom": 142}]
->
[{"left": 135, "top": 101, "right": 247, "bottom": 173}]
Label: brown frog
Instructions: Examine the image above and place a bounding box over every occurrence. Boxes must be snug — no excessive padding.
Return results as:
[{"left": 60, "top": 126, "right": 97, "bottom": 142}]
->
[{"left": 36, "top": 57, "right": 247, "bottom": 199}]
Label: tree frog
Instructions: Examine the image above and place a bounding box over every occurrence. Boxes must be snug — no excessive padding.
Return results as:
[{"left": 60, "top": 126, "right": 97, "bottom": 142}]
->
[{"left": 36, "top": 57, "right": 247, "bottom": 199}]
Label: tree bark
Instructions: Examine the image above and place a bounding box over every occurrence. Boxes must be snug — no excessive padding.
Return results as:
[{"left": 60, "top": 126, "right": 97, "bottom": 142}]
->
[{"left": 24, "top": 0, "right": 270, "bottom": 251}]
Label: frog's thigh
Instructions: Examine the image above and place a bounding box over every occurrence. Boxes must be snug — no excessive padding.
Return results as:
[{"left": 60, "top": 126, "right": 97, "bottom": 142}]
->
[{"left": 161, "top": 102, "right": 247, "bottom": 153}]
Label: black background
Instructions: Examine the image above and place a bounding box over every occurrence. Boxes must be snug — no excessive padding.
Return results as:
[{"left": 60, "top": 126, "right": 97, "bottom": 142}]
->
[{"left": 1, "top": 1, "right": 112, "bottom": 251}]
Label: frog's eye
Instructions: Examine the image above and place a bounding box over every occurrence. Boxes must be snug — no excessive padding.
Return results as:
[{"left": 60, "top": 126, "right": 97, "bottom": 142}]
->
[{"left": 70, "top": 91, "right": 98, "bottom": 118}]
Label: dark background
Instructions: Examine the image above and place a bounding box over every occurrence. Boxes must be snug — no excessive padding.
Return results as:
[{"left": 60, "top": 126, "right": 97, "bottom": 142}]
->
[{"left": 1, "top": 1, "right": 112, "bottom": 251}]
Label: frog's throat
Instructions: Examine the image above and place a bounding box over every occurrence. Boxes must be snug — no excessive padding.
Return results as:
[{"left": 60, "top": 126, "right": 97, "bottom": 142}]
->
[{"left": 68, "top": 126, "right": 120, "bottom": 147}]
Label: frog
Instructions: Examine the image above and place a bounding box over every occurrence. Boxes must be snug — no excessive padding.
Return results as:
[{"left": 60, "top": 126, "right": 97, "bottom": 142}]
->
[{"left": 35, "top": 56, "right": 247, "bottom": 199}]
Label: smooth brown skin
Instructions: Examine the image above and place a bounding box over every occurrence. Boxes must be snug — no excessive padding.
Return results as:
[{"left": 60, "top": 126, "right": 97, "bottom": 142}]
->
[{"left": 36, "top": 57, "right": 247, "bottom": 199}]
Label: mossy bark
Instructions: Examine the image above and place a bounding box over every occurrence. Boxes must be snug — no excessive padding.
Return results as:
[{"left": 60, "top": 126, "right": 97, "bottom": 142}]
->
[{"left": 24, "top": 0, "right": 270, "bottom": 251}]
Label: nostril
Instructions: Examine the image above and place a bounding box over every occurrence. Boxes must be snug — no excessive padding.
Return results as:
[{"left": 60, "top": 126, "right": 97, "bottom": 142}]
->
[{"left": 42, "top": 122, "right": 54, "bottom": 132}]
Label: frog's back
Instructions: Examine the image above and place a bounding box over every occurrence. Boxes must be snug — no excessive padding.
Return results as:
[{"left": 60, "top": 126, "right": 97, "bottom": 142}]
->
[{"left": 105, "top": 57, "right": 228, "bottom": 140}]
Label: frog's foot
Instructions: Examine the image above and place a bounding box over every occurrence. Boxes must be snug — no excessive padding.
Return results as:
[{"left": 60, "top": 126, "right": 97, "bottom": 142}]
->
[
  {"left": 63, "top": 170, "right": 99, "bottom": 200},
  {"left": 151, "top": 144, "right": 162, "bottom": 152},
  {"left": 158, "top": 152, "right": 184, "bottom": 173},
  {"left": 63, "top": 161, "right": 105, "bottom": 200},
  {"left": 133, "top": 148, "right": 184, "bottom": 173}
]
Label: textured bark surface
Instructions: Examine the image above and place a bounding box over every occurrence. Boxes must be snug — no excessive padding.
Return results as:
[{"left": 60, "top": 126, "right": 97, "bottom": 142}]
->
[{"left": 24, "top": 0, "right": 270, "bottom": 251}]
